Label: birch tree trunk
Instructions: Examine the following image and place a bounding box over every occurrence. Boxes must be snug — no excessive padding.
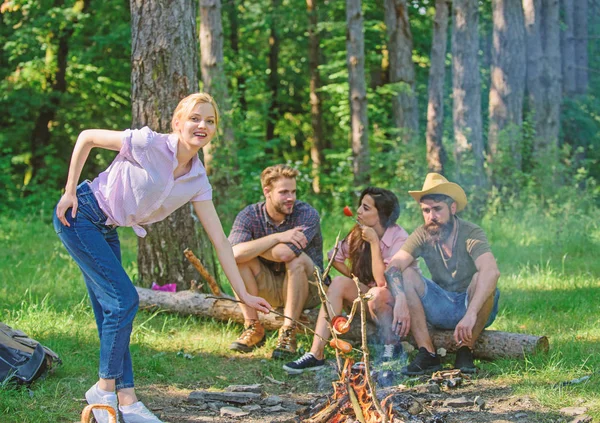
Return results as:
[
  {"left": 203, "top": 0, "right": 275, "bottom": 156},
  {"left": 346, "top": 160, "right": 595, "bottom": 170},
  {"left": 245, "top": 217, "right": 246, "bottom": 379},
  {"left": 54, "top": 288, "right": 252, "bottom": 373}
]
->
[
  {"left": 200, "top": 0, "right": 236, "bottom": 177},
  {"left": 425, "top": 0, "right": 449, "bottom": 173},
  {"left": 574, "top": 0, "right": 588, "bottom": 94},
  {"left": 561, "top": 0, "right": 576, "bottom": 95},
  {"left": 488, "top": 0, "right": 526, "bottom": 172},
  {"left": 307, "top": 0, "right": 325, "bottom": 193},
  {"left": 346, "top": 0, "right": 370, "bottom": 186},
  {"left": 384, "top": 0, "right": 419, "bottom": 140},
  {"left": 523, "top": 0, "right": 562, "bottom": 157},
  {"left": 452, "top": 0, "right": 486, "bottom": 188},
  {"left": 131, "top": 0, "right": 218, "bottom": 290}
]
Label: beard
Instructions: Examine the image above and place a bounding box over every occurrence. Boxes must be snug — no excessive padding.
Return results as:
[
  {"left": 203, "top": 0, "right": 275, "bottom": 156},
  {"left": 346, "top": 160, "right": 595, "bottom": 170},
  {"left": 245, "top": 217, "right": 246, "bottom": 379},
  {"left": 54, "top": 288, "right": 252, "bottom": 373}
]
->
[
  {"left": 425, "top": 218, "right": 454, "bottom": 245},
  {"left": 273, "top": 200, "right": 294, "bottom": 216}
]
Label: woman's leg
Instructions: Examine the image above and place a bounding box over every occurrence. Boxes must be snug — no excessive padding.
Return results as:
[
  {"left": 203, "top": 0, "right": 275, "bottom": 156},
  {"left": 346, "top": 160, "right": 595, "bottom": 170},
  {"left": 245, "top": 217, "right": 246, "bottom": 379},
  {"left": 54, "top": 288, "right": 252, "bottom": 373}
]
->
[
  {"left": 309, "top": 276, "right": 368, "bottom": 359},
  {"left": 366, "top": 286, "right": 396, "bottom": 344}
]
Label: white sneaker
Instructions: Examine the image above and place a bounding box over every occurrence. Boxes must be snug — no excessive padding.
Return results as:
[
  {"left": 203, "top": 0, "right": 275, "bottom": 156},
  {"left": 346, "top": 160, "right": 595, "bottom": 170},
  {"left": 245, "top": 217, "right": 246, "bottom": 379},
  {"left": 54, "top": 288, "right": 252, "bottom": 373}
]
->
[
  {"left": 85, "top": 384, "right": 119, "bottom": 423},
  {"left": 120, "top": 401, "right": 163, "bottom": 423}
]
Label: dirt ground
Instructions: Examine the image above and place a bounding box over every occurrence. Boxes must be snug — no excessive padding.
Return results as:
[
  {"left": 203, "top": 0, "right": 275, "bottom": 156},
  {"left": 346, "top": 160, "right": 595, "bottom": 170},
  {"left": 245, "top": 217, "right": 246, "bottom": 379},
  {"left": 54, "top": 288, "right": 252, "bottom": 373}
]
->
[{"left": 135, "top": 376, "right": 579, "bottom": 423}]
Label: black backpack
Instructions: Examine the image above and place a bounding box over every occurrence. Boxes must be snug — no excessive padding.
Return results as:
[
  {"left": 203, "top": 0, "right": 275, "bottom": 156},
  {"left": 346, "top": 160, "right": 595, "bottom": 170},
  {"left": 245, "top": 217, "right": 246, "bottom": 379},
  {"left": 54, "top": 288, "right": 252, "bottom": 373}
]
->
[{"left": 0, "top": 322, "right": 61, "bottom": 386}]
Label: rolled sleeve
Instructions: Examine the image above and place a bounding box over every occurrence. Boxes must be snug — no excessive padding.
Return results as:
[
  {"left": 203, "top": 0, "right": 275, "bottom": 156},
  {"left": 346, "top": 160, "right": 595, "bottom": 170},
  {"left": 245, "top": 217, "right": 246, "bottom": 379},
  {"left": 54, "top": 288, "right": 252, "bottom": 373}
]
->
[
  {"left": 120, "top": 127, "right": 153, "bottom": 165},
  {"left": 327, "top": 238, "right": 350, "bottom": 263},
  {"left": 228, "top": 207, "right": 254, "bottom": 246},
  {"left": 285, "top": 207, "right": 320, "bottom": 257}
]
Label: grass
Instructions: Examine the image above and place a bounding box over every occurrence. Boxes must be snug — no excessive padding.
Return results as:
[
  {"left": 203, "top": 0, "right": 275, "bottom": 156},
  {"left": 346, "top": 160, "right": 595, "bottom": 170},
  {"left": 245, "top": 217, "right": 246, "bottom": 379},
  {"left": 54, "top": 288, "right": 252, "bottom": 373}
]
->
[{"left": 0, "top": 201, "right": 599, "bottom": 422}]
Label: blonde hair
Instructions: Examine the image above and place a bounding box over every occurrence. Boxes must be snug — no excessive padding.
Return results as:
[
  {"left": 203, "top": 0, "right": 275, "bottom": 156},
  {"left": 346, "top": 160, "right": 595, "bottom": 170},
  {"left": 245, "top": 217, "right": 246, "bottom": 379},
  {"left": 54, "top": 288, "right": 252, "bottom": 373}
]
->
[
  {"left": 171, "top": 92, "right": 220, "bottom": 132},
  {"left": 260, "top": 164, "right": 299, "bottom": 189}
]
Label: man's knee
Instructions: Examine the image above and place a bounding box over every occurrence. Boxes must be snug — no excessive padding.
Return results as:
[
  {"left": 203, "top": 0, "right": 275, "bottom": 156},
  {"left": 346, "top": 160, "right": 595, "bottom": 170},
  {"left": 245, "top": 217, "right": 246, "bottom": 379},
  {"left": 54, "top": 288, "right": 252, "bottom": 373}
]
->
[
  {"left": 367, "top": 286, "right": 393, "bottom": 311},
  {"left": 285, "top": 253, "right": 313, "bottom": 277},
  {"left": 238, "top": 258, "right": 261, "bottom": 279},
  {"left": 402, "top": 267, "right": 425, "bottom": 296}
]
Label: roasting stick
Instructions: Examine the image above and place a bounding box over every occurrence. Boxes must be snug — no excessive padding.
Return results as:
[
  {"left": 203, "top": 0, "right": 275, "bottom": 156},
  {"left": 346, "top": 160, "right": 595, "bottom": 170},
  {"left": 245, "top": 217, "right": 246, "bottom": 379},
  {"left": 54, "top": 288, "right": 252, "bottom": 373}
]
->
[{"left": 352, "top": 275, "right": 387, "bottom": 423}]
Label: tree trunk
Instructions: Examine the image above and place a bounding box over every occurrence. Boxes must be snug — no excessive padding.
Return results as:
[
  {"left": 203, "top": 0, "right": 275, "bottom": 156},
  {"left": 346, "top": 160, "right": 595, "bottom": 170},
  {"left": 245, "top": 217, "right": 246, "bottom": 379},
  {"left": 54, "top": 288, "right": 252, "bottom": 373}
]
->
[
  {"left": 225, "top": 0, "right": 247, "bottom": 114},
  {"left": 346, "top": 0, "right": 370, "bottom": 186},
  {"left": 425, "top": 0, "right": 449, "bottom": 174},
  {"left": 452, "top": 0, "right": 486, "bottom": 188},
  {"left": 136, "top": 287, "right": 550, "bottom": 360},
  {"left": 561, "top": 0, "right": 576, "bottom": 95},
  {"left": 266, "top": 0, "right": 280, "bottom": 154},
  {"left": 523, "top": 0, "right": 562, "bottom": 157},
  {"left": 488, "top": 0, "right": 526, "bottom": 172},
  {"left": 200, "top": 0, "right": 236, "bottom": 177},
  {"left": 384, "top": 0, "right": 419, "bottom": 140},
  {"left": 131, "top": 0, "right": 218, "bottom": 290},
  {"left": 307, "top": 0, "right": 325, "bottom": 194},
  {"left": 29, "top": 0, "right": 91, "bottom": 183},
  {"left": 574, "top": 0, "right": 588, "bottom": 94}
]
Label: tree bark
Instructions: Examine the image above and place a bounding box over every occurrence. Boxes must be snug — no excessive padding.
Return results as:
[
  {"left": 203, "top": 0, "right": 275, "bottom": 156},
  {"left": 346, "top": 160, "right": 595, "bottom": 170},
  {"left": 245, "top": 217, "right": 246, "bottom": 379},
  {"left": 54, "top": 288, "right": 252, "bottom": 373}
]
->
[
  {"left": 131, "top": 0, "right": 218, "bottom": 290},
  {"left": 266, "top": 0, "right": 280, "bottom": 154},
  {"left": 200, "top": 0, "right": 236, "bottom": 176},
  {"left": 488, "top": 0, "right": 526, "bottom": 172},
  {"left": 346, "top": 0, "right": 370, "bottom": 186},
  {"left": 561, "top": 0, "right": 577, "bottom": 95},
  {"left": 574, "top": 0, "right": 588, "bottom": 94},
  {"left": 136, "top": 287, "right": 550, "bottom": 360},
  {"left": 306, "top": 0, "right": 325, "bottom": 194},
  {"left": 452, "top": 0, "right": 486, "bottom": 188},
  {"left": 523, "top": 0, "right": 562, "bottom": 157},
  {"left": 384, "top": 0, "right": 419, "bottom": 140},
  {"left": 425, "top": 0, "right": 449, "bottom": 174}
]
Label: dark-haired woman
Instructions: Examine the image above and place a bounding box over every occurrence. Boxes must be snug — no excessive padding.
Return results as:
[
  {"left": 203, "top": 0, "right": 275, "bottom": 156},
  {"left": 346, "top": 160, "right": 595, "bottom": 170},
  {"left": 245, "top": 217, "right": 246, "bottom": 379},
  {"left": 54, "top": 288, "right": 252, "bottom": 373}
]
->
[{"left": 283, "top": 187, "right": 415, "bottom": 374}]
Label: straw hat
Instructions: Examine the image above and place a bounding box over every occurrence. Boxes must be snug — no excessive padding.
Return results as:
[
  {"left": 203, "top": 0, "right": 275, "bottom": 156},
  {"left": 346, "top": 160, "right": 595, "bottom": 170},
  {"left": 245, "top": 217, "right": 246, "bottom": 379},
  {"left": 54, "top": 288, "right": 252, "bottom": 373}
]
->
[{"left": 408, "top": 173, "right": 468, "bottom": 212}]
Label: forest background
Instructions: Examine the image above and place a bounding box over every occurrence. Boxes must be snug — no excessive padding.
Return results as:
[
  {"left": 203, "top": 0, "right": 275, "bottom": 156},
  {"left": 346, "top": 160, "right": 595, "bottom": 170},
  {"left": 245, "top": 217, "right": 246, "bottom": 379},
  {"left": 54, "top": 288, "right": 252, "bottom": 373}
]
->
[{"left": 1, "top": 0, "right": 600, "bottom": 421}]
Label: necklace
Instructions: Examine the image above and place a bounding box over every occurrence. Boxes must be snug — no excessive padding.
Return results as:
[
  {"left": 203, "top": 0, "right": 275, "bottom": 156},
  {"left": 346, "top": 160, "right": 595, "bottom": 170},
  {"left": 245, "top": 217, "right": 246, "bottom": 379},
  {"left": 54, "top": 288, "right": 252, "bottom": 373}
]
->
[{"left": 437, "top": 217, "right": 459, "bottom": 276}]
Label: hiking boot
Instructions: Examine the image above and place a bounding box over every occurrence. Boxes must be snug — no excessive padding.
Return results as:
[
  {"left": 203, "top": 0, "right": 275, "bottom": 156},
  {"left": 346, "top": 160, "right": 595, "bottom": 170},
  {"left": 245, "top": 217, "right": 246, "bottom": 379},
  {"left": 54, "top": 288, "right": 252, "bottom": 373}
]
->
[
  {"left": 400, "top": 347, "right": 442, "bottom": 375},
  {"left": 454, "top": 346, "right": 477, "bottom": 374},
  {"left": 85, "top": 383, "right": 120, "bottom": 423},
  {"left": 120, "top": 401, "right": 163, "bottom": 423},
  {"left": 229, "top": 320, "right": 265, "bottom": 353},
  {"left": 283, "top": 352, "right": 326, "bottom": 374},
  {"left": 271, "top": 325, "right": 297, "bottom": 359}
]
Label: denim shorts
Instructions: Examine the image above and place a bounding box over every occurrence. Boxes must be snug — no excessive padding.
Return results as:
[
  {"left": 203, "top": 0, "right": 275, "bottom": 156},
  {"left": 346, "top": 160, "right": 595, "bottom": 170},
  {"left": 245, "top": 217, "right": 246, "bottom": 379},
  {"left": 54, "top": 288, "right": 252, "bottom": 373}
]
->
[{"left": 419, "top": 276, "right": 500, "bottom": 330}]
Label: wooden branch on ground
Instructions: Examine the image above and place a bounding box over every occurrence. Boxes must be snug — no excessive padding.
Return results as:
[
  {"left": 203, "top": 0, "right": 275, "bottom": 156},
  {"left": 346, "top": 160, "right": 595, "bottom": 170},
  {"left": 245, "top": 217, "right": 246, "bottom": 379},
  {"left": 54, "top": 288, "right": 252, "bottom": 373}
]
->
[
  {"left": 183, "top": 248, "right": 221, "bottom": 296},
  {"left": 136, "top": 287, "right": 549, "bottom": 360}
]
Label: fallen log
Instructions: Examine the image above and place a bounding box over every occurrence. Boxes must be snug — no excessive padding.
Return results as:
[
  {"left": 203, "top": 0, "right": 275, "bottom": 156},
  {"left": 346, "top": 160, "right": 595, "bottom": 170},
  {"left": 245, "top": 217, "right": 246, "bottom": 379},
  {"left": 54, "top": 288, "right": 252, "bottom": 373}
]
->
[{"left": 136, "top": 287, "right": 548, "bottom": 360}]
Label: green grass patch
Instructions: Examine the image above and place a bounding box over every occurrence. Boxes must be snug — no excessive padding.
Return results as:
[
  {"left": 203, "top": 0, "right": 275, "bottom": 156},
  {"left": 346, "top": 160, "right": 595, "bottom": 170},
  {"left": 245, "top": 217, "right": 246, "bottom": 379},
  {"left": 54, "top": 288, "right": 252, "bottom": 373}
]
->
[{"left": 0, "top": 205, "right": 599, "bottom": 422}]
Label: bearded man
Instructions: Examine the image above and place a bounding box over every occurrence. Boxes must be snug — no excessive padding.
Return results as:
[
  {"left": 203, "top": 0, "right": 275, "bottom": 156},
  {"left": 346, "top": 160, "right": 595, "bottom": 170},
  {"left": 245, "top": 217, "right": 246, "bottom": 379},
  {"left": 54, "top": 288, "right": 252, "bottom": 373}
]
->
[
  {"left": 228, "top": 164, "right": 324, "bottom": 359},
  {"left": 385, "top": 173, "right": 500, "bottom": 375}
]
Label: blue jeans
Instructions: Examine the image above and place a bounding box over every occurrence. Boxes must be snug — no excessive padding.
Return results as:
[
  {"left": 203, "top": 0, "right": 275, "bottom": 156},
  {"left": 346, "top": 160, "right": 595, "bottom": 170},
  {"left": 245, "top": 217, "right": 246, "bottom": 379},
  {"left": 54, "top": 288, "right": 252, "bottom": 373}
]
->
[
  {"left": 53, "top": 181, "right": 138, "bottom": 389},
  {"left": 419, "top": 276, "right": 500, "bottom": 330}
]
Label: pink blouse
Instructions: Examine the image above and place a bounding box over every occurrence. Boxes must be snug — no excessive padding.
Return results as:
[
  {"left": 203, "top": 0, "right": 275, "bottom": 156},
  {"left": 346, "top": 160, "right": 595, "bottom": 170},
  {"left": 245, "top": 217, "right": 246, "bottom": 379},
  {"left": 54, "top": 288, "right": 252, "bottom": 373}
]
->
[
  {"left": 89, "top": 127, "right": 212, "bottom": 237},
  {"left": 327, "top": 224, "right": 411, "bottom": 285}
]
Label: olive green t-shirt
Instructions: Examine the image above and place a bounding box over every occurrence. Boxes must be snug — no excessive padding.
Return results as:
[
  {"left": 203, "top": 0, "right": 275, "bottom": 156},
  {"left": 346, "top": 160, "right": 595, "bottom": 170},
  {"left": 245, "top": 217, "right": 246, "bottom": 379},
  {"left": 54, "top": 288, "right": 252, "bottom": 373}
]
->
[{"left": 401, "top": 217, "right": 491, "bottom": 293}]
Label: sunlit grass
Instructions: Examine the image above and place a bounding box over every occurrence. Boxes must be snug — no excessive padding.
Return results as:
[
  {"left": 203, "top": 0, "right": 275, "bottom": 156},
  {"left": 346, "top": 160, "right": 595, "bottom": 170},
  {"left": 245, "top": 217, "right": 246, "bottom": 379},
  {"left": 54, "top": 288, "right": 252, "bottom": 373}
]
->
[{"left": 1, "top": 205, "right": 599, "bottom": 422}]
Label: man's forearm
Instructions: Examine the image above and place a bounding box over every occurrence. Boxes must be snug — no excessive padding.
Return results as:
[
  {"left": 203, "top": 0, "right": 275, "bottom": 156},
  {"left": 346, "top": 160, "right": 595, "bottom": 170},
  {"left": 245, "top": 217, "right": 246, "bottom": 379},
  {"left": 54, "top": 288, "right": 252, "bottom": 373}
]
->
[
  {"left": 232, "top": 233, "right": 281, "bottom": 263},
  {"left": 385, "top": 265, "right": 405, "bottom": 297}
]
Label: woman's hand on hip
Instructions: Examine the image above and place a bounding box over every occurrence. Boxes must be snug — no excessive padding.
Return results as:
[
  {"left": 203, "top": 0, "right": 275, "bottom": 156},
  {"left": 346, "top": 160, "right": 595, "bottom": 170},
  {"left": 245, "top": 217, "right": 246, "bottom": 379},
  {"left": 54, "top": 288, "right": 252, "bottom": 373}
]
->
[{"left": 56, "top": 192, "right": 78, "bottom": 227}]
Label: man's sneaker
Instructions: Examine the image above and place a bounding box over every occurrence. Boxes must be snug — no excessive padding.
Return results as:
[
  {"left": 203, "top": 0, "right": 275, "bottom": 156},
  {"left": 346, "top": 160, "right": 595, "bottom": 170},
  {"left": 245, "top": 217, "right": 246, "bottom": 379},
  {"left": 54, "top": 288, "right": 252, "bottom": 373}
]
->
[
  {"left": 271, "top": 325, "right": 297, "bottom": 359},
  {"left": 380, "top": 343, "right": 404, "bottom": 363},
  {"left": 400, "top": 347, "right": 442, "bottom": 375},
  {"left": 283, "top": 353, "right": 326, "bottom": 374},
  {"left": 454, "top": 346, "right": 477, "bottom": 374},
  {"left": 229, "top": 320, "right": 265, "bottom": 353},
  {"left": 120, "top": 401, "right": 163, "bottom": 423},
  {"left": 85, "top": 383, "right": 119, "bottom": 423}
]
